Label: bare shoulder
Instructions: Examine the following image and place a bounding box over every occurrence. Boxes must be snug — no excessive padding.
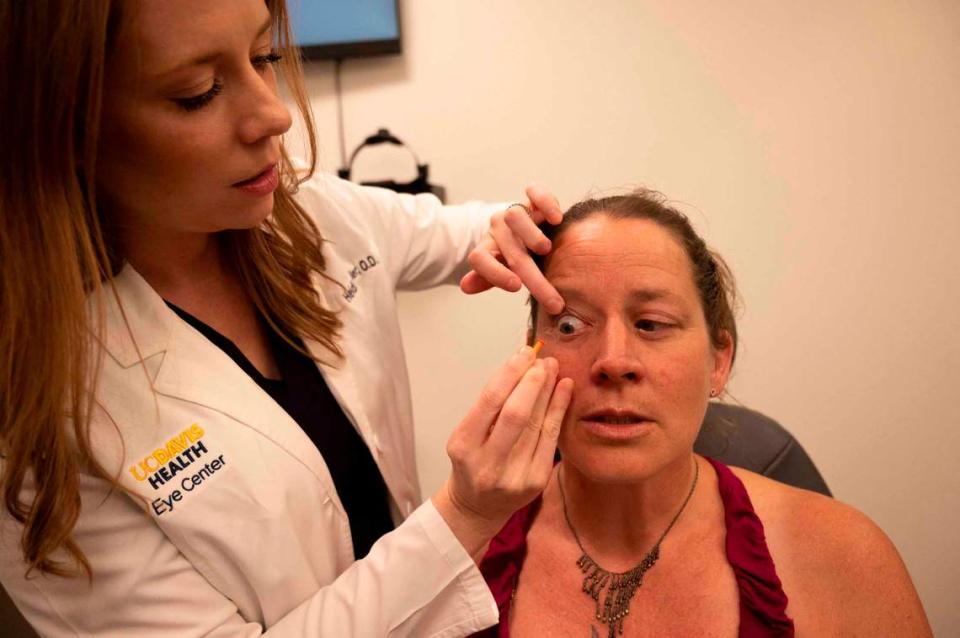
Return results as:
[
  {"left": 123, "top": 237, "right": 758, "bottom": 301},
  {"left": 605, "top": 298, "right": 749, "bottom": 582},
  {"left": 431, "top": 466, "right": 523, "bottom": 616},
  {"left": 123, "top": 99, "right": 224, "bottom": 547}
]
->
[
  {"left": 729, "top": 467, "right": 866, "bottom": 551},
  {"left": 728, "top": 467, "right": 932, "bottom": 636}
]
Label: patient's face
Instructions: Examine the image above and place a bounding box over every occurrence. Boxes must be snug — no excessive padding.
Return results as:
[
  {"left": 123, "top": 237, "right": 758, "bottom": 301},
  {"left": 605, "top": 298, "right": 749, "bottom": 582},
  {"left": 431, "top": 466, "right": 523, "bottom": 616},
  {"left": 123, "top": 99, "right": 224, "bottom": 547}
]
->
[{"left": 537, "top": 215, "right": 731, "bottom": 483}]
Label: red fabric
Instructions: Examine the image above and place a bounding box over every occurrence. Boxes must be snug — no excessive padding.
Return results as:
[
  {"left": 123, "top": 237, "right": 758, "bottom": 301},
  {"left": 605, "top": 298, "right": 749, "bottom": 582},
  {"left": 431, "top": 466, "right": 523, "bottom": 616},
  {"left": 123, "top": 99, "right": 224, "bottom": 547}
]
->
[
  {"left": 707, "top": 457, "right": 795, "bottom": 636},
  {"left": 473, "top": 458, "right": 795, "bottom": 637},
  {"left": 474, "top": 498, "right": 541, "bottom": 638}
]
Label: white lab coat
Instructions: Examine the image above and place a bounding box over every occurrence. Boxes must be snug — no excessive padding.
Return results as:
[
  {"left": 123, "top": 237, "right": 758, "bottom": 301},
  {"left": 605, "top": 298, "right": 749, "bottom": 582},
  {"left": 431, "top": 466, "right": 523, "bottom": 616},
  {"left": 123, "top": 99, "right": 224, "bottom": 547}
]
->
[{"left": 0, "top": 173, "right": 502, "bottom": 637}]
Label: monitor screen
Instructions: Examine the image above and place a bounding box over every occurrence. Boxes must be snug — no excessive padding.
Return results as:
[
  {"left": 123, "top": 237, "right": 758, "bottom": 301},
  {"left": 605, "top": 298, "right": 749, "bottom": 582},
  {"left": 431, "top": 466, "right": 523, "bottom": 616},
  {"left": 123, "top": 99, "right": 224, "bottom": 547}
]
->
[{"left": 291, "top": 0, "right": 401, "bottom": 60}]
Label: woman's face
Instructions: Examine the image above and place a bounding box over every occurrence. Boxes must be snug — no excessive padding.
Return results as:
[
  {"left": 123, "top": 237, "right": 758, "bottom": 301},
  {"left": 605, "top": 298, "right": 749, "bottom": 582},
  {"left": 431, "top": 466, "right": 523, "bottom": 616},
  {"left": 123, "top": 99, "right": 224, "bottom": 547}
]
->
[
  {"left": 96, "top": 0, "right": 292, "bottom": 238},
  {"left": 537, "top": 216, "right": 733, "bottom": 484}
]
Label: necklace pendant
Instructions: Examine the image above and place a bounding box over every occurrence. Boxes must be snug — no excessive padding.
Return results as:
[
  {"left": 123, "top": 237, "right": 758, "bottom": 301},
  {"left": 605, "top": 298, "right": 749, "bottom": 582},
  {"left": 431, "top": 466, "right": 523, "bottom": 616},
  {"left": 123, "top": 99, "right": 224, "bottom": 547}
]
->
[
  {"left": 561, "top": 458, "right": 700, "bottom": 638},
  {"left": 576, "top": 546, "right": 661, "bottom": 638}
]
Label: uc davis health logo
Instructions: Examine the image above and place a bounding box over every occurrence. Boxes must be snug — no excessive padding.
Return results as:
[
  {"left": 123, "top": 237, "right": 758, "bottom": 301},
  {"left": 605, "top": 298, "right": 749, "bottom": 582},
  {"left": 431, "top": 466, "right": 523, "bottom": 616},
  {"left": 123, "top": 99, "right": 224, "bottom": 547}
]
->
[
  {"left": 129, "top": 423, "right": 210, "bottom": 490},
  {"left": 129, "top": 423, "right": 229, "bottom": 517}
]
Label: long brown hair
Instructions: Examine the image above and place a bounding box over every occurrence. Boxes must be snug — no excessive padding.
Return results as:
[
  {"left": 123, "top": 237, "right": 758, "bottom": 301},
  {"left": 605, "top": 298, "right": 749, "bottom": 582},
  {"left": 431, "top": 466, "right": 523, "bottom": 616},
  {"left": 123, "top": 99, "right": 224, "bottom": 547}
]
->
[{"left": 0, "top": 0, "right": 337, "bottom": 578}]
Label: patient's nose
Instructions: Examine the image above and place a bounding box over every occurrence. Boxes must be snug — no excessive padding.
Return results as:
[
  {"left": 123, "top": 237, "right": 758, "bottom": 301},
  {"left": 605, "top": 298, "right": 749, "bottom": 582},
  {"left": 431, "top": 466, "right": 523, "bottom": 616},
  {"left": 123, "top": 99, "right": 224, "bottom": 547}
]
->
[{"left": 589, "top": 321, "right": 643, "bottom": 385}]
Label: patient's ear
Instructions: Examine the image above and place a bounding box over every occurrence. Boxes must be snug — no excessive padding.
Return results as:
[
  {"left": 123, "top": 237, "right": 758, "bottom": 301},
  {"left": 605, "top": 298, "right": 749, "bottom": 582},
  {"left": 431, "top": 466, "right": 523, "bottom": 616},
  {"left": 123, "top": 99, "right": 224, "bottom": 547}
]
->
[{"left": 710, "top": 330, "right": 734, "bottom": 390}]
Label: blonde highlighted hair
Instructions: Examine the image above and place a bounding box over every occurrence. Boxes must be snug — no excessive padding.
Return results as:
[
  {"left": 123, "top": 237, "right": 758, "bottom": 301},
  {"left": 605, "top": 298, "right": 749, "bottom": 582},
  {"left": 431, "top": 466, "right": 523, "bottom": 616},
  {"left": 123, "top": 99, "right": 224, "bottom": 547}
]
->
[{"left": 0, "top": 0, "right": 339, "bottom": 577}]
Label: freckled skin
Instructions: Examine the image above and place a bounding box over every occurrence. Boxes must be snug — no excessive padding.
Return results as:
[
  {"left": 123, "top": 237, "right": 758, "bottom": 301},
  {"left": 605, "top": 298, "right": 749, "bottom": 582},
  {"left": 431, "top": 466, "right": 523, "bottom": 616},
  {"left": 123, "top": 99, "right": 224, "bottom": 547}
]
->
[{"left": 536, "top": 216, "right": 732, "bottom": 484}]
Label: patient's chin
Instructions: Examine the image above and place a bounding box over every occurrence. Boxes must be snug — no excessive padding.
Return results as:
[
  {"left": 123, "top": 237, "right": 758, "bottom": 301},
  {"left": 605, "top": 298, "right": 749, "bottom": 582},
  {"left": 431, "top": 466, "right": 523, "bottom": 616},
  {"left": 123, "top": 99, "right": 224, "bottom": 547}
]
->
[{"left": 559, "top": 443, "right": 678, "bottom": 485}]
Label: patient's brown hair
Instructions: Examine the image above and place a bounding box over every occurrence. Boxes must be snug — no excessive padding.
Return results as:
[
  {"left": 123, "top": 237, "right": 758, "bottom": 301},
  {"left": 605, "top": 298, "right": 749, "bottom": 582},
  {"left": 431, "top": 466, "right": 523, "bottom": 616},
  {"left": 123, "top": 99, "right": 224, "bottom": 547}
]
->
[{"left": 529, "top": 190, "right": 739, "bottom": 363}]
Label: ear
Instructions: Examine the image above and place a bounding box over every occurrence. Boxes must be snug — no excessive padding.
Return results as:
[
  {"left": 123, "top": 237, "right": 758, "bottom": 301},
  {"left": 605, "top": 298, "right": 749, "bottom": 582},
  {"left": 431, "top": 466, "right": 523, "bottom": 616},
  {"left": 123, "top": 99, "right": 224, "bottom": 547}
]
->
[{"left": 710, "top": 330, "right": 735, "bottom": 394}]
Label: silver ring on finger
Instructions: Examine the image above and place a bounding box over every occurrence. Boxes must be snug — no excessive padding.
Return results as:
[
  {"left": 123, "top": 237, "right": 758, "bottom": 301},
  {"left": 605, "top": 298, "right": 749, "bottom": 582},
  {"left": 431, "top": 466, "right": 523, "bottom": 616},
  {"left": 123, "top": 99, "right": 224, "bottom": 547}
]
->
[{"left": 506, "top": 202, "right": 533, "bottom": 217}]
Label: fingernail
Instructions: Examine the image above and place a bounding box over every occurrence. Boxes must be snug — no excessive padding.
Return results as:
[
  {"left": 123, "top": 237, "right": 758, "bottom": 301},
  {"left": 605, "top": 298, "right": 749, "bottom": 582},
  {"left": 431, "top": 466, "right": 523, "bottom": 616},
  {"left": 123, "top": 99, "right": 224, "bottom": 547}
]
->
[
  {"left": 548, "top": 298, "right": 564, "bottom": 314},
  {"left": 518, "top": 345, "right": 534, "bottom": 358}
]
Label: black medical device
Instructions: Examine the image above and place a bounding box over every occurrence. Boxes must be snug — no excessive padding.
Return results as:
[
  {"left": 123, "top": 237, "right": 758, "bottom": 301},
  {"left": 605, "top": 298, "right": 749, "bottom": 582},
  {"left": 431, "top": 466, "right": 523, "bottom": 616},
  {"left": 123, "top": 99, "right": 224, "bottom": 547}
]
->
[{"left": 338, "top": 128, "right": 446, "bottom": 203}]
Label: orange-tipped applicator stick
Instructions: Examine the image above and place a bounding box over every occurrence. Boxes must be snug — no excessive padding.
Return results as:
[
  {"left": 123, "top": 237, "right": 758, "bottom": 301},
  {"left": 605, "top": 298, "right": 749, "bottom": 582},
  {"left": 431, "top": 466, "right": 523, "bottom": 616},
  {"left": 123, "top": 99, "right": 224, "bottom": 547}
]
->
[{"left": 531, "top": 339, "right": 544, "bottom": 357}]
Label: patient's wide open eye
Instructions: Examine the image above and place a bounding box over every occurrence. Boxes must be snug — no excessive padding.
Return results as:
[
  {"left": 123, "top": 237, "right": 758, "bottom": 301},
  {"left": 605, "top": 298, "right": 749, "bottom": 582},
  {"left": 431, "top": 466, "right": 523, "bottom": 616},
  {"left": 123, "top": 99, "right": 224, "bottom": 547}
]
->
[{"left": 555, "top": 314, "right": 585, "bottom": 336}]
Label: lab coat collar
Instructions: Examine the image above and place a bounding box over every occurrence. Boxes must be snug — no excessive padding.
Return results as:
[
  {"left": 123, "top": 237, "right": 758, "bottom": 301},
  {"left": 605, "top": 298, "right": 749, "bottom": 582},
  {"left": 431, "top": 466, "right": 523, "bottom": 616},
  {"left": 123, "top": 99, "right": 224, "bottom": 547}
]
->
[{"left": 92, "top": 265, "right": 171, "bottom": 369}]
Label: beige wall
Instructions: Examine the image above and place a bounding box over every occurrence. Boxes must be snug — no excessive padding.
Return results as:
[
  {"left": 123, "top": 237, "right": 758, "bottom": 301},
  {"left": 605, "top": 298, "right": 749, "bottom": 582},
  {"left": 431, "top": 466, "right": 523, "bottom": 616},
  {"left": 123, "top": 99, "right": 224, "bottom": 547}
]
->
[{"left": 291, "top": 1, "right": 960, "bottom": 633}]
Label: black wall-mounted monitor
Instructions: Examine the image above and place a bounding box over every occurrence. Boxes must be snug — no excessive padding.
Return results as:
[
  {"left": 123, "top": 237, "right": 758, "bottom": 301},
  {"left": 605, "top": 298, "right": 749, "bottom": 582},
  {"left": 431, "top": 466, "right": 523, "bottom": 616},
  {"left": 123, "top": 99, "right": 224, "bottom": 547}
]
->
[{"left": 291, "top": 0, "right": 401, "bottom": 61}]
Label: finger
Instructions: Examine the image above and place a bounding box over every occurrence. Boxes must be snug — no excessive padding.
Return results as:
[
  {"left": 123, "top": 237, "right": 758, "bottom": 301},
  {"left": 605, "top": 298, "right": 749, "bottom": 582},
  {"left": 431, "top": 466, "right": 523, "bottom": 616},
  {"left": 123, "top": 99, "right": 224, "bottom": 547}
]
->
[
  {"left": 484, "top": 360, "right": 550, "bottom": 458},
  {"left": 525, "top": 185, "right": 563, "bottom": 225},
  {"left": 462, "top": 258, "right": 563, "bottom": 315},
  {"left": 458, "top": 270, "right": 495, "bottom": 295},
  {"left": 503, "top": 205, "right": 551, "bottom": 255},
  {"left": 455, "top": 346, "right": 538, "bottom": 448},
  {"left": 529, "top": 377, "right": 574, "bottom": 483},
  {"left": 511, "top": 358, "right": 559, "bottom": 460},
  {"left": 467, "top": 243, "right": 521, "bottom": 292},
  {"left": 489, "top": 217, "right": 540, "bottom": 277},
  {"left": 491, "top": 219, "right": 564, "bottom": 312}
]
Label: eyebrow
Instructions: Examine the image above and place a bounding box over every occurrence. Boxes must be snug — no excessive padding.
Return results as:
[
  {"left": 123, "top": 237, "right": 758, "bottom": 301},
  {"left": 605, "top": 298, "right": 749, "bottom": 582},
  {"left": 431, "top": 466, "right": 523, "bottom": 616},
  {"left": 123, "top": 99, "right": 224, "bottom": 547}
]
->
[
  {"left": 628, "top": 288, "right": 681, "bottom": 304},
  {"left": 153, "top": 14, "right": 273, "bottom": 80},
  {"left": 551, "top": 286, "right": 683, "bottom": 309}
]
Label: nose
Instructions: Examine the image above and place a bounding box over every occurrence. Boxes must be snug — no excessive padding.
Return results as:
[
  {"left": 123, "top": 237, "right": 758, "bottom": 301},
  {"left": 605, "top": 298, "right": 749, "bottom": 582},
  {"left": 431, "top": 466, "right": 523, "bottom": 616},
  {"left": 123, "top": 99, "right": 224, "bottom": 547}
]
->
[
  {"left": 589, "top": 320, "right": 644, "bottom": 385},
  {"left": 237, "top": 74, "right": 293, "bottom": 145}
]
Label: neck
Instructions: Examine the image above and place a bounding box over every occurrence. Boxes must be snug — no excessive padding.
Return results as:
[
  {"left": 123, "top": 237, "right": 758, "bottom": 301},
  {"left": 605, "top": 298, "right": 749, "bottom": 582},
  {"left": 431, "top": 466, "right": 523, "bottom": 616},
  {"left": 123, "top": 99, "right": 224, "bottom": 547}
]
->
[
  {"left": 557, "top": 454, "right": 700, "bottom": 570},
  {"left": 122, "top": 227, "right": 230, "bottom": 300}
]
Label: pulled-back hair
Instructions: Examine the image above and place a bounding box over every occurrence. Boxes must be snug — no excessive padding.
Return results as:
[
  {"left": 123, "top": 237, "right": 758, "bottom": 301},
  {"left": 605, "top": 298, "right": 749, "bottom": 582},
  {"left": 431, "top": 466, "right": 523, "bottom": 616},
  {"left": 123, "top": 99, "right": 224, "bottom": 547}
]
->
[
  {"left": 0, "top": 0, "right": 334, "bottom": 578},
  {"left": 530, "top": 190, "right": 739, "bottom": 363}
]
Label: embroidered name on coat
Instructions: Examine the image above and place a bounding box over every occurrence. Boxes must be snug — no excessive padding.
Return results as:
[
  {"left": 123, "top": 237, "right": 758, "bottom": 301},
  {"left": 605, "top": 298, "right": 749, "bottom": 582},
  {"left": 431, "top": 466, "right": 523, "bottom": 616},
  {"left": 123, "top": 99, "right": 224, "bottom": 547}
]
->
[{"left": 343, "top": 254, "right": 378, "bottom": 302}]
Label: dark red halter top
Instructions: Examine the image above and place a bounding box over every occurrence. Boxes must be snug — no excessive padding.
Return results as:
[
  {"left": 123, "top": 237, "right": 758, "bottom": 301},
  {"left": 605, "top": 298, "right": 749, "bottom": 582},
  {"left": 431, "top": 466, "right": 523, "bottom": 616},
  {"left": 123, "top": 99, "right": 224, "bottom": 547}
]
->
[{"left": 473, "top": 458, "right": 795, "bottom": 637}]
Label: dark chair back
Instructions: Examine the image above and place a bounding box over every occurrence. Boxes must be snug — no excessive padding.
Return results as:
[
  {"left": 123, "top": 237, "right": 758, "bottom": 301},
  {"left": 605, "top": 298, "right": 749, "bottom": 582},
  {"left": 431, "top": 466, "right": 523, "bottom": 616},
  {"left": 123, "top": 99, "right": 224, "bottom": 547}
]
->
[{"left": 695, "top": 402, "right": 831, "bottom": 496}]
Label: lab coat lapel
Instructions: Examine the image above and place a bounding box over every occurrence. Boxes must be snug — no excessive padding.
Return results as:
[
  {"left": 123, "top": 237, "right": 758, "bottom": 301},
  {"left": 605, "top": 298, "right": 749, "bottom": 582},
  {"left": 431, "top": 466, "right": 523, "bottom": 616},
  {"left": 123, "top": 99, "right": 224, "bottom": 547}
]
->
[
  {"left": 306, "top": 275, "right": 377, "bottom": 457},
  {"left": 308, "top": 273, "right": 416, "bottom": 518},
  {"left": 105, "top": 266, "right": 344, "bottom": 510},
  {"left": 154, "top": 328, "right": 344, "bottom": 501}
]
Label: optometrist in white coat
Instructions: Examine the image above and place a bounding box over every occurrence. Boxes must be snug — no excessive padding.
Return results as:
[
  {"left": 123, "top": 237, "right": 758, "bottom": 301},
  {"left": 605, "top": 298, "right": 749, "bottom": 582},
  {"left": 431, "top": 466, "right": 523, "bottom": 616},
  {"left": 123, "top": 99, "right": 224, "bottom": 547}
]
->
[
  {"left": 0, "top": 172, "right": 570, "bottom": 637},
  {"left": 0, "top": 1, "right": 573, "bottom": 635}
]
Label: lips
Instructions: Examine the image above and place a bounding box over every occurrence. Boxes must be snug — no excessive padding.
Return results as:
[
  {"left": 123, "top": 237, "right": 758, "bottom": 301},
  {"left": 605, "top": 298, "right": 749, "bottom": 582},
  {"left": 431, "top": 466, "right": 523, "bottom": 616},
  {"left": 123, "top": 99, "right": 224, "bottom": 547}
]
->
[
  {"left": 232, "top": 163, "right": 279, "bottom": 197},
  {"left": 578, "top": 408, "right": 653, "bottom": 441},
  {"left": 233, "top": 163, "right": 277, "bottom": 187},
  {"left": 581, "top": 409, "right": 649, "bottom": 425}
]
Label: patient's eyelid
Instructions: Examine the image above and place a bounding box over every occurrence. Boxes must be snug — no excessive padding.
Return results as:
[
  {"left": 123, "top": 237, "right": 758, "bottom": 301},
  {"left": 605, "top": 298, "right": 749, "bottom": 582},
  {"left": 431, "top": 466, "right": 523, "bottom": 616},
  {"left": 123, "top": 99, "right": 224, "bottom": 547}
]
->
[{"left": 634, "top": 316, "right": 677, "bottom": 337}]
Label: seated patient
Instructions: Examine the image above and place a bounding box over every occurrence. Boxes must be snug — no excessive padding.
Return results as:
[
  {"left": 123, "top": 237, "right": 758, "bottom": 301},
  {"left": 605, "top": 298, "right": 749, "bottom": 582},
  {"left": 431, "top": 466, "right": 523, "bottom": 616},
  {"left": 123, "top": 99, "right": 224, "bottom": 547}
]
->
[{"left": 475, "top": 192, "right": 931, "bottom": 637}]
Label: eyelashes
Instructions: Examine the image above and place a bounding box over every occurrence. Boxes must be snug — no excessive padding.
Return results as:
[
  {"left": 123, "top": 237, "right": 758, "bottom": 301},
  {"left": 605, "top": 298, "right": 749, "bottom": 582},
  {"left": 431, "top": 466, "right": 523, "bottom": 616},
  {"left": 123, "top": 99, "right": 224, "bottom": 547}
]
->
[
  {"left": 171, "top": 50, "right": 283, "bottom": 112},
  {"left": 252, "top": 51, "right": 283, "bottom": 69},
  {"left": 173, "top": 80, "right": 224, "bottom": 112}
]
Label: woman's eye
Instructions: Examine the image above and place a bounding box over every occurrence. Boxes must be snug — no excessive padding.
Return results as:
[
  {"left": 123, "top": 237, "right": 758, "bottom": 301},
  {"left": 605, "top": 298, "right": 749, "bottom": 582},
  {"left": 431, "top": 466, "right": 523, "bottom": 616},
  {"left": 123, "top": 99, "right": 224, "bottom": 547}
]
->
[
  {"left": 635, "top": 319, "right": 669, "bottom": 333},
  {"left": 555, "top": 315, "right": 586, "bottom": 335},
  {"left": 172, "top": 80, "right": 223, "bottom": 112},
  {"left": 169, "top": 50, "right": 280, "bottom": 113},
  {"left": 252, "top": 50, "right": 283, "bottom": 70}
]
